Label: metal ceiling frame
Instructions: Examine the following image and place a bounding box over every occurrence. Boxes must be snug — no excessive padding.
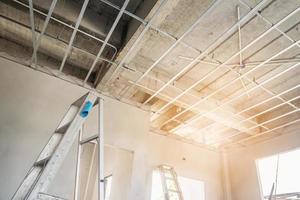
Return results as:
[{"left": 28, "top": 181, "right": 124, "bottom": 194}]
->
[
  {"left": 138, "top": 0, "right": 271, "bottom": 106},
  {"left": 19, "top": 0, "right": 213, "bottom": 93},
  {"left": 183, "top": 60, "right": 300, "bottom": 139},
  {"left": 130, "top": 0, "right": 299, "bottom": 147},
  {"left": 98, "top": 0, "right": 173, "bottom": 41},
  {"left": 158, "top": 7, "right": 300, "bottom": 132},
  {"left": 144, "top": 0, "right": 300, "bottom": 112},
  {"left": 15, "top": 0, "right": 219, "bottom": 105},
  {"left": 130, "top": 57, "right": 300, "bottom": 114},
  {"left": 178, "top": 56, "right": 300, "bottom": 67},
  {"left": 31, "top": 0, "right": 58, "bottom": 66},
  {"left": 132, "top": 78, "right": 260, "bottom": 130},
  {"left": 169, "top": 40, "right": 300, "bottom": 134},
  {"left": 96, "top": 0, "right": 213, "bottom": 77},
  {"left": 14, "top": 0, "right": 118, "bottom": 71},
  {"left": 96, "top": 0, "right": 263, "bottom": 131},
  {"left": 194, "top": 84, "right": 300, "bottom": 140},
  {"left": 116, "top": 0, "right": 223, "bottom": 98},
  {"left": 9, "top": 0, "right": 300, "bottom": 148},
  {"left": 126, "top": 0, "right": 300, "bottom": 136},
  {"left": 13, "top": 0, "right": 117, "bottom": 51},
  {"left": 183, "top": 61, "right": 300, "bottom": 145},
  {"left": 28, "top": 0, "right": 37, "bottom": 65},
  {"left": 223, "top": 118, "right": 300, "bottom": 147},
  {"left": 209, "top": 93, "right": 300, "bottom": 145},
  {"left": 103, "top": 0, "right": 169, "bottom": 88},
  {"left": 170, "top": 56, "right": 299, "bottom": 145},
  {"left": 101, "top": 0, "right": 293, "bottom": 137},
  {"left": 95, "top": 1, "right": 231, "bottom": 90},
  {"left": 59, "top": 0, "right": 90, "bottom": 72},
  {"left": 83, "top": 0, "right": 131, "bottom": 83}
]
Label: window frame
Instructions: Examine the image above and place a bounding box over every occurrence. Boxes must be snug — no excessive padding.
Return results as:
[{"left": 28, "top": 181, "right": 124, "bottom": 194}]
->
[{"left": 255, "top": 147, "right": 300, "bottom": 200}]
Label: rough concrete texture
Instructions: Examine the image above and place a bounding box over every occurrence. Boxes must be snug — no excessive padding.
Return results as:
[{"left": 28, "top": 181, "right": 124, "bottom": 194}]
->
[
  {"left": 0, "top": 0, "right": 299, "bottom": 147},
  {"left": 102, "top": 0, "right": 300, "bottom": 147}
]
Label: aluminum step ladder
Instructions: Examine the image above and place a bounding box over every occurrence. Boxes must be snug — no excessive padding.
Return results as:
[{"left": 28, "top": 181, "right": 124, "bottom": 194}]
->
[
  {"left": 11, "top": 92, "right": 105, "bottom": 200},
  {"left": 158, "top": 165, "right": 184, "bottom": 200}
]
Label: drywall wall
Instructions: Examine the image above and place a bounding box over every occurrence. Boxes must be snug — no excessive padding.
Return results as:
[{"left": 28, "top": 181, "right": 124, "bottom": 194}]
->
[
  {"left": 227, "top": 127, "right": 300, "bottom": 200},
  {"left": 0, "top": 57, "right": 223, "bottom": 200}
]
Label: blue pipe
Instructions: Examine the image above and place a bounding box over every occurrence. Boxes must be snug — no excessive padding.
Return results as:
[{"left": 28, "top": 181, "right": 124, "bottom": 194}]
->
[{"left": 80, "top": 101, "right": 93, "bottom": 118}]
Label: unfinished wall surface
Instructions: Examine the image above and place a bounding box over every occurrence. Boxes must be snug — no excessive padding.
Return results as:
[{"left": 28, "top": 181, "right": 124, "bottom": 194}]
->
[
  {"left": 227, "top": 129, "right": 300, "bottom": 200},
  {"left": 0, "top": 57, "right": 223, "bottom": 200}
]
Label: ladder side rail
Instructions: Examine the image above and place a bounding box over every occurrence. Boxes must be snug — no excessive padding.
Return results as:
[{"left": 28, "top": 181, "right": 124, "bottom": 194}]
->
[
  {"left": 11, "top": 167, "right": 43, "bottom": 199},
  {"left": 39, "top": 104, "right": 79, "bottom": 159},
  {"left": 56, "top": 105, "right": 80, "bottom": 131},
  {"left": 35, "top": 133, "right": 63, "bottom": 165},
  {"left": 37, "top": 193, "right": 67, "bottom": 200},
  {"left": 11, "top": 103, "right": 80, "bottom": 200},
  {"left": 74, "top": 127, "right": 83, "bottom": 200},
  {"left": 35, "top": 103, "right": 81, "bottom": 165},
  {"left": 98, "top": 98, "right": 105, "bottom": 200}
]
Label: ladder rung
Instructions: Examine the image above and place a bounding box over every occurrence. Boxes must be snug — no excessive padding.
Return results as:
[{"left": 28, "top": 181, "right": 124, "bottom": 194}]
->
[
  {"left": 80, "top": 134, "right": 98, "bottom": 144},
  {"left": 163, "top": 175, "right": 174, "bottom": 179},
  {"left": 158, "top": 165, "right": 183, "bottom": 200},
  {"left": 166, "top": 189, "right": 180, "bottom": 193},
  {"left": 35, "top": 133, "right": 63, "bottom": 165},
  {"left": 71, "top": 93, "right": 89, "bottom": 108},
  {"left": 55, "top": 123, "right": 70, "bottom": 134},
  {"left": 56, "top": 105, "right": 80, "bottom": 132},
  {"left": 34, "top": 156, "right": 50, "bottom": 166},
  {"left": 38, "top": 193, "right": 67, "bottom": 200}
]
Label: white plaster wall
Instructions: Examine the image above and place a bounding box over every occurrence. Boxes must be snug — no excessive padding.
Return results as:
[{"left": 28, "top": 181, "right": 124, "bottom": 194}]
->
[
  {"left": 0, "top": 57, "right": 223, "bottom": 200},
  {"left": 227, "top": 127, "right": 300, "bottom": 200},
  {"left": 77, "top": 145, "right": 134, "bottom": 200}
]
